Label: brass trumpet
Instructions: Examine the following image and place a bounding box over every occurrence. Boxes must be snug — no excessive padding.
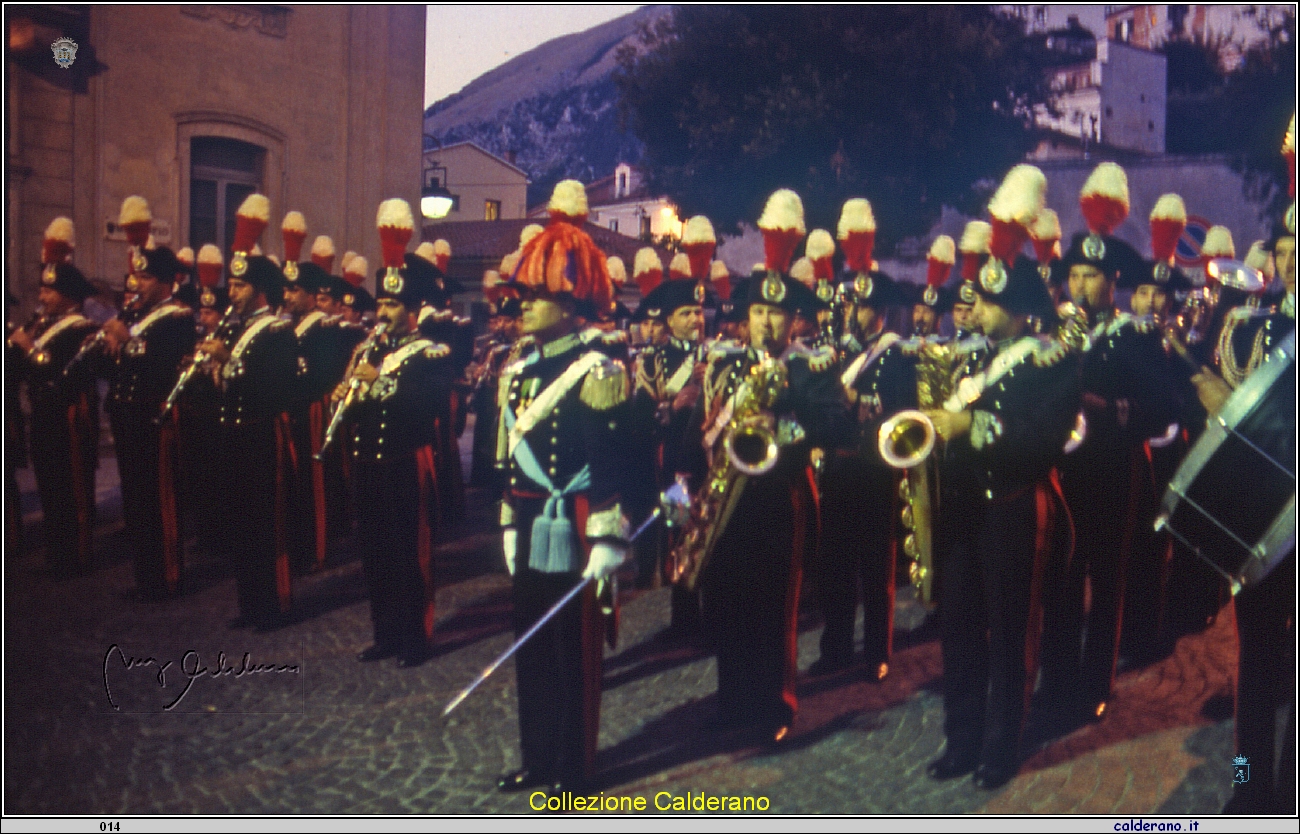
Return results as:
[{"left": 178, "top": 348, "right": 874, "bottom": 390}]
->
[{"left": 878, "top": 409, "right": 937, "bottom": 605}]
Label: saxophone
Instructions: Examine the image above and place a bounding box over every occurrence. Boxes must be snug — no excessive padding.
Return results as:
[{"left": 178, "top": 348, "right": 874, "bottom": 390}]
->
[{"left": 665, "top": 350, "right": 789, "bottom": 592}]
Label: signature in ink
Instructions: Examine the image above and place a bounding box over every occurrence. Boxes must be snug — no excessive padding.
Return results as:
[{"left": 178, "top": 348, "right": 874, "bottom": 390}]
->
[{"left": 103, "top": 644, "right": 301, "bottom": 711}]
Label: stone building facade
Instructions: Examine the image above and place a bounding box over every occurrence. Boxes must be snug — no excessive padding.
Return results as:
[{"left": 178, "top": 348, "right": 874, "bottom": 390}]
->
[{"left": 7, "top": 5, "right": 425, "bottom": 314}]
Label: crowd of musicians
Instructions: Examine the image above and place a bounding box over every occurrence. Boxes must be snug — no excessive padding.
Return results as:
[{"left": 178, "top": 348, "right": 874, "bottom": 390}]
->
[{"left": 6, "top": 127, "right": 1295, "bottom": 813}]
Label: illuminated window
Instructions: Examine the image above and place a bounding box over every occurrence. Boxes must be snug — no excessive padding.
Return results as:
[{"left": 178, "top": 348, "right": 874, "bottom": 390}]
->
[{"left": 485, "top": 199, "right": 501, "bottom": 221}]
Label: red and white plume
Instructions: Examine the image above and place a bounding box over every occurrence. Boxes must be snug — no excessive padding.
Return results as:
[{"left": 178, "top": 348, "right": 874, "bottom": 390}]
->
[
  {"left": 1029, "top": 209, "right": 1061, "bottom": 265},
  {"left": 281, "top": 211, "right": 307, "bottom": 264},
  {"left": 987, "top": 164, "right": 1047, "bottom": 265},
  {"left": 512, "top": 181, "right": 612, "bottom": 310},
  {"left": 433, "top": 239, "right": 451, "bottom": 272},
  {"left": 959, "top": 221, "right": 992, "bottom": 283},
  {"left": 413, "top": 241, "right": 437, "bottom": 265},
  {"left": 668, "top": 252, "right": 691, "bottom": 281},
  {"left": 836, "top": 198, "right": 876, "bottom": 274},
  {"left": 1202, "top": 225, "right": 1235, "bottom": 261},
  {"left": 176, "top": 246, "right": 195, "bottom": 270},
  {"left": 376, "top": 199, "right": 414, "bottom": 271},
  {"left": 1079, "top": 162, "right": 1130, "bottom": 237},
  {"left": 483, "top": 269, "right": 504, "bottom": 305},
  {"left": 343, "top": 255, "right": 368, "bottom": 288},
  {"left": 806, "top": 228, "right": 836, "bottom": 284},
  {"left": 118, "top": 196, "right": 152, "bottom": 248},
  {"left": 520, "top": 224, "right": 544, "bottom": 248},
  {"left": 606, "top": 256, "right": 627, "bottom": 288},
  {"left": 758, "top": 189, "right": 806, "bottom": 273},
  {"left": 231, "top": 194, "right": 270, "bottom": 256},
  {"left": 42, "top": 217, "right": 75, "bottom": 265},
  {"left": 681, "top": 215, "right": 716, "bottom": 280},
  {"left": 633, "top": 247, "right": 664, "bottom": 296},
  {"left": 926, "top": 235, "right": 956, "bottom": 288},
  {"left": 340, "top": 250, "right": 357, "bottom": 274},
  {"left": 499, "top": 250, "right": 521, "bottom": 277},
  {"left": 1149, "top": 194, "right": 1187, "bottom": 264},
  {"left": 311, "top": 236, "right": 336, "bottom": 273},
  {"left": 710, "top": 260, "right": 731, "bottom": 302},
  {"left": 789, "top": 257, "right": 816, "bottom": 289},
  {"left": 196, "top": 244, "right": 224, "bottom": 288}
]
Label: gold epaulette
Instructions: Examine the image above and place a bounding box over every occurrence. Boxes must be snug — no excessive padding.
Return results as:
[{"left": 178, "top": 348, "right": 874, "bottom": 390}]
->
[
  {"left": 1033, "top": 337, "right": 1068, "bottom": 367},
  {"left": 579, "top": 356, "right": 628, "bottom": 410},
  {"left": 804, "top": 343, "right": 837, "bottom": 373},
  {"left": 424, "top": 343, "right": 451, "bottom": 359}
]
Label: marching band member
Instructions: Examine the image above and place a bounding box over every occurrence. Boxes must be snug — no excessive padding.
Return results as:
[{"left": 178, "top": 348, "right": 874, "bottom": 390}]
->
[{"left": 495, "top": 181, "right": 633, "bottom": 794}]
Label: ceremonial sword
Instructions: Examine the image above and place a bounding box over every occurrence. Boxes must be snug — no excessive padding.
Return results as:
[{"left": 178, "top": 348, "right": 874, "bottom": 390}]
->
[{"left": 441, "top": 506, "right": 663, "bottom": 718}]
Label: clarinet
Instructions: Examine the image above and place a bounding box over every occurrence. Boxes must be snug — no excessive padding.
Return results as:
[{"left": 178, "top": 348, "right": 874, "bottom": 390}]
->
[
  {"left": 156, "top": 304, "right": 238, "bottom": 422},
  {"left": 315, "top": 322, "right": 388, "bottom": 460}
]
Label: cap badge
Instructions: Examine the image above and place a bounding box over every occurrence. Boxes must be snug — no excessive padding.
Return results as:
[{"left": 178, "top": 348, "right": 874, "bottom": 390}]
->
[
  {"left": 694, "top": 283, "right": 706, "bottom": 304},
  {"left": 647, "top": 308, "right": 661, "bottom": 318},
  {"left": 343, "top": 293, "right": 355, "bottom": 306},
  {"left": 284, "top": 261, "right": 299, "bottom": 282},
  {"left": 923, "top": 286, "right": 938, "bottom": 306},
  {"left": 816, "top": 280, "right": 835, "bottom": 303},
  {"left": 1152, "top": 262, "right": 1171, "bottom": 285},
  {"left": 1082, "top": 233, "right": 1107, "bottom": 262},
  {"left": 230, "top": 251, "right": 249, "bottom": 277},
  {"left": 761, "top": 272, "right": 787, "bottom": 304},
  {"left": 382, "top": 268, "right": 404, "bottom": 295},
  {"left": 1038, "top": 264, "right": 1053, "bottom": 284},
  {"left": 980, "top": 259, "right": 1008, "bottom": 295},
  {"left": 853, "top": 273, "right": 873, "bottom": 301},
  {"left": 200, "top": 288, "right": 215, "bottom": 307},
  {"left": 41, "top": 264, "right": 57, "bottom": 285},
  {"left": 125, "top": 274, "right": 140, "bottom": 293},
  {"left": 131, "top": 251, "right": 148, "bottom": 273},
  {"left": 959, "top": 280, "right": 977, "bottom": 305}
]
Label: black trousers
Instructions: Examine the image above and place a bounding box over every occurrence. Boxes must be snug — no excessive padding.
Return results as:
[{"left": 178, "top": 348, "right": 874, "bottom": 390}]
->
[
  {"left": 110, "top": 406, "right": 179, "bottom": 597},
  {"left": 940, "top": 485, "right": 1049, "bottom": 770},
  {"left": 814, "top": 458, "right": 895, "bottom": 666},
  {"left": 1230, "top": 551, "right": 1296, "bottom": 813},
  {"left": 221, "top": 419, "right": 289, "bottom": 623},
  {"left": 1042, "top": 448, "right": 1132, "bottom": 707},
  {"left": 30, "top": 396, "right": 98, "bottom": 573},
  {"left": 353, "top": 452, "right": 436, "bottom": 655},
  {"left": 699, "top": 465, "right": 812, "bottom": 730}
]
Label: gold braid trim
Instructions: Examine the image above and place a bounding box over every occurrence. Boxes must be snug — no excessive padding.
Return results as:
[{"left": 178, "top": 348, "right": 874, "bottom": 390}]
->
[{"left": 579, "top": 358, "right": 628, "bottom": 410}]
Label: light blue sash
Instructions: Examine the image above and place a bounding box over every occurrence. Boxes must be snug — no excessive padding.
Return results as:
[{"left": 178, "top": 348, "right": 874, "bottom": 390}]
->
[{"left": 503, "top": 386, "right": 591, "bottom": 573}]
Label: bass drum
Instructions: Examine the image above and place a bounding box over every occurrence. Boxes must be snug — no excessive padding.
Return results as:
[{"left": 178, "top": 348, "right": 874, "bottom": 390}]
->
[{"left": 1156, "top": 330, "right": 1295, "bottom": 594}]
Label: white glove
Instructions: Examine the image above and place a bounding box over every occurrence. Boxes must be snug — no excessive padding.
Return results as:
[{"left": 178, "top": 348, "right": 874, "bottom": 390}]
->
[
  {"left": 581, "top": 542, "right": 627, "bottom": 581},
  {"left": 502, "top": 528, "right": 517, "bottom": 576}
]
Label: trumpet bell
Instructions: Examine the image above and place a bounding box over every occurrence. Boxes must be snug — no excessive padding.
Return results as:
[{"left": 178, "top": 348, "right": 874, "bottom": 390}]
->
[{"left": 877, "top": 410, "right": 936, "bottom": 470}]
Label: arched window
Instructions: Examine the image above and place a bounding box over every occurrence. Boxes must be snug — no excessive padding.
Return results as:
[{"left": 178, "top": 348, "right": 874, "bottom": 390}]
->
[{"left": 189, "top": 136, "right": 264, "bottom": 253}]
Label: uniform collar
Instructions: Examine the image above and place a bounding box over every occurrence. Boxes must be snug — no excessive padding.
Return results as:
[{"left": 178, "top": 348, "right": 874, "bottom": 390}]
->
[{"left": 667, "top": 335, "right": 696, "bottom": 352}]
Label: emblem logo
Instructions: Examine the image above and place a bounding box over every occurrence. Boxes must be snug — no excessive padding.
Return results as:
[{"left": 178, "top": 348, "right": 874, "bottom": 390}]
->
[
  {"left": 816, "top": 280, "right": 834, "bottom": 303},
  {"left": 284, "top": 261, "right": 299, "bottom": 282},
  {"left": 694, "top": 282, "right": 706, "bottom": 304},
  {"left": 761, "top": 272, "right": 787, "bottom": 304},
  {"left": 980, "top": 259, "right": 1008, "bottom": 295},
  {"left": 1232, "top": 755, "right": 1250, "bottom": 784},
  {"left": 647, "top": 308, "right": 661, "bottom": 318},
  {"left": 1152, "top": 261, "right": 1171, "bottom": 285},
  {"left": 923, "top": 286, "right": 938, "bottom": 307},
  {"left": 125, "top": 274, "right": 140, "bottom": 293},
  {"left": 1038, "top": 264, "right": 1054, "bottom": 284},
  {"left": 853, "top": 273, "right": 873, "bottom": 301},
  {"left": 959, "top": 281, "right": 977, "bottom": 305},
  {"left": 1082, "top": 233, "right": 1107, "bottom": 262},
  {"left": 230, "top": 251, "right": 248, "bottom": 277},
  {"left": 382, "top": 268, "right": 404, "bottom": 295},
  {"left": 42, "top": 264, "right": 57, "bottom": 285},
  {"left": 200, "top": 288, "right": 216, "bottom": 308},
  {"left": 51, "top": 37, "right": 78, "bottom": 69},
  {"left": 131, "top": 251, "right": 148, "bottom": 273},
  {"left": 343, "top": 293, "right": 355, "bottom": 306}
]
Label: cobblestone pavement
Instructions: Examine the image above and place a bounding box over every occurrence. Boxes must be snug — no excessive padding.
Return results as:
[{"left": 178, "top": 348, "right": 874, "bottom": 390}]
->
[{"left": 5, "top": 429, "right": 1242, "bottom": 816}]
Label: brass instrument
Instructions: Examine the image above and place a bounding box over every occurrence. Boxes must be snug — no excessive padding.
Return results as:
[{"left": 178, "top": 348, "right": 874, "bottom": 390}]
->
[
  {"left": 157, "top": 304, "right": 238, "bottom": 422},
  {"left": 62, "top": 329, "right": 109, "bottom": 376},
  {"left": 316, "top": 322, "right": 388, "bottom": 460},
  {"left": 8, "top": 306, "right": 48, "bottom": 364},
  {"left": 667, "top": 350, "right": 789, "bottom": 591}
]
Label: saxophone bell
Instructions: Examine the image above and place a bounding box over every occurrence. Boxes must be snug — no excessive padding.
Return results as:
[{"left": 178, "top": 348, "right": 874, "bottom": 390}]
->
[
  {"left": 877, "top": 409, "right": 936, "bottom": 470},
  {"left": 723, "top": 421, "right": 780, "bottom": 476}
]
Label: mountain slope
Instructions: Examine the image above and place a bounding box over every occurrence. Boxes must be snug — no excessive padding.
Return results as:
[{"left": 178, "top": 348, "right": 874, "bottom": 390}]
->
[{"left": 424, "top": 5, "right": 668, "bottom": 207}]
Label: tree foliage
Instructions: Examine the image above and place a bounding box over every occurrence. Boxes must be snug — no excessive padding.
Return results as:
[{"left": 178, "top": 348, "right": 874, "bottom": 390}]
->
[
  {"left": 1164, "top": 9, "right": 1295, "bottom": 224},
  {"left": 614, "top": 6, "right": 1052, "bottom": 251}
]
